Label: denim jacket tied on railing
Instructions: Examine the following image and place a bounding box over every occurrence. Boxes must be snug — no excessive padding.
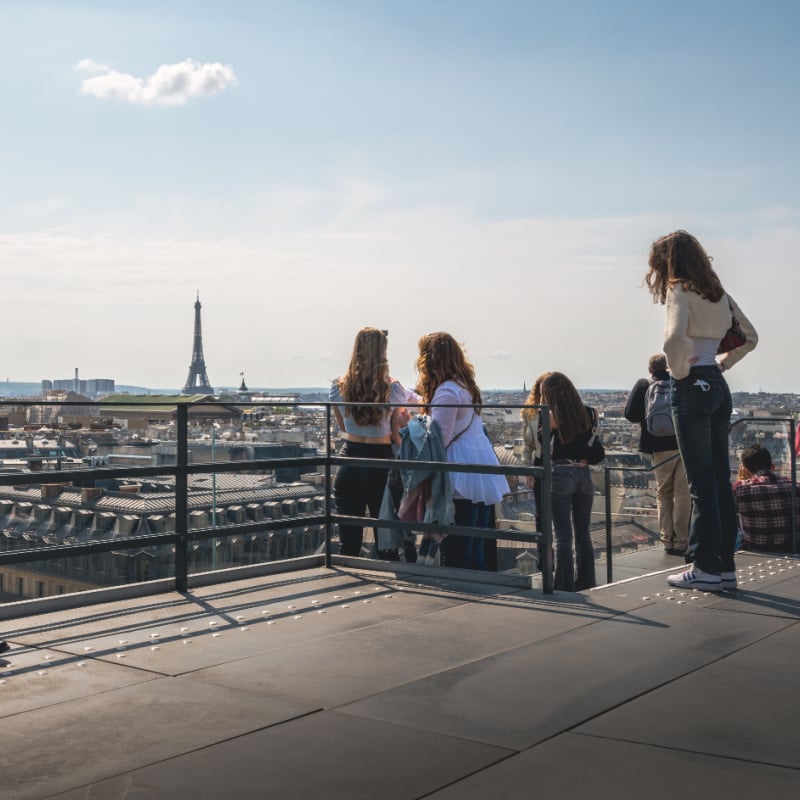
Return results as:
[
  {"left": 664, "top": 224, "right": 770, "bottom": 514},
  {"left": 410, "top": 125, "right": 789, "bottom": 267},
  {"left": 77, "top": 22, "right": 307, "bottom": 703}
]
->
[{"left": 376, "top": 415, "right": 454, "bottom": 551}]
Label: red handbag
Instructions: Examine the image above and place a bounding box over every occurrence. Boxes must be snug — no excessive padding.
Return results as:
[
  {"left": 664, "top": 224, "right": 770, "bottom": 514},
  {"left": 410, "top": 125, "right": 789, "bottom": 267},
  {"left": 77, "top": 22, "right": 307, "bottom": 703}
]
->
[{"left": 717, "top": 300, "right": 747, "bottom": 354}]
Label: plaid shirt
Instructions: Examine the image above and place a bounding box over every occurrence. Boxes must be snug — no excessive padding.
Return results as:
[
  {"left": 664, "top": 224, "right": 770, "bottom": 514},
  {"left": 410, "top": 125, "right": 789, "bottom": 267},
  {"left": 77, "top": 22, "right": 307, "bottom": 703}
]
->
[{"left": 733, "top": 471, "right": 797, "bottom": 551}]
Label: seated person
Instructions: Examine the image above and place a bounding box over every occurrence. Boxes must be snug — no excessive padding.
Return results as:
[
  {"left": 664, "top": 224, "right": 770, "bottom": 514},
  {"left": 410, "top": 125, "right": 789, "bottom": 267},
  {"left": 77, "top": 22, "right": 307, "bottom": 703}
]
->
[{"left": 733, "top": 445, "right": 797, "bottom": 552}]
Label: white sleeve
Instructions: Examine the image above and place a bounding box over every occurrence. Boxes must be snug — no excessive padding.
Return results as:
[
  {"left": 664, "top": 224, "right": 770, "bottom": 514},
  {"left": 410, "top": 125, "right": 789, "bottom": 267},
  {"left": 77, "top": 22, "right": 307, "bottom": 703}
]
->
[
  {"left": 389, "top": 381, "right": 421, "bottom": 406},
  {"left": 404, "top": 387, "right": 422, "bottom": 407},
  {"left": 663, "top": 287, "right": 693, "bottom": 380},
  {"left": 430, "top": 383, "right": 461, "bottom": 447}
]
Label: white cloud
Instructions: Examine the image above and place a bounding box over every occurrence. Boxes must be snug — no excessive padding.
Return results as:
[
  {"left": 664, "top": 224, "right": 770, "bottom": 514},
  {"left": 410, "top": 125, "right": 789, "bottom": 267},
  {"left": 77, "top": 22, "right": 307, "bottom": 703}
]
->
[
  {"left": 76, "top": 59, "right": 237, "bottom": 106},
  {"left": 73, "top": 59, "right": 110, "bottom": 74}
]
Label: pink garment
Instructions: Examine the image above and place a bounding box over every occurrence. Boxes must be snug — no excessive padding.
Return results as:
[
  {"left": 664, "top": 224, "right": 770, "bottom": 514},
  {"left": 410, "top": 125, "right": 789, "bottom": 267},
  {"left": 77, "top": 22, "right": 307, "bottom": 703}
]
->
[
  {"left": 398, "top": 482, "right": 430, "bottom": 523},
  {"left": 398, "top": 481, "right": 445, "bottom": 544}
]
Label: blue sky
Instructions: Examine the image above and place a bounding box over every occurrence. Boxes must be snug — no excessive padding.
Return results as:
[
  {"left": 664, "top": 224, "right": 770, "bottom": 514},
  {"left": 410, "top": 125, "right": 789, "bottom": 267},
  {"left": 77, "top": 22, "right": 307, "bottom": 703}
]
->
[{"left": 1, "top": 0, "right": 797, "bottom": 392}]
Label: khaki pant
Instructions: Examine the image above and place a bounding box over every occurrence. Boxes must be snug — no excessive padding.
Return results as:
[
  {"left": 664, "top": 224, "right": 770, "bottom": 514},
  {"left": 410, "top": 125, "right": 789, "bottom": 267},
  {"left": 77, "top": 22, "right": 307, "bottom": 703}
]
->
[{"left": 652, "top": 450, "right": 690, "bottom": 550}]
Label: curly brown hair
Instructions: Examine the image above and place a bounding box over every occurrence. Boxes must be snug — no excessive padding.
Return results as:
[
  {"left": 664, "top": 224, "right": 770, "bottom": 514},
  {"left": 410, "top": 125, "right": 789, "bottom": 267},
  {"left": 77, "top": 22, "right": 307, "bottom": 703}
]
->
[
  {"left": 415, "top": 332, "right": 482, "bottom": 409},
  {"left": 337, "top": 327, "right": 391, "bottom": 427},
  {"left": 646, "top": 230, "right": 724, "bottom": 304},
  {"left": 525, "top": 371, "right": 592, "bottom": 444}
]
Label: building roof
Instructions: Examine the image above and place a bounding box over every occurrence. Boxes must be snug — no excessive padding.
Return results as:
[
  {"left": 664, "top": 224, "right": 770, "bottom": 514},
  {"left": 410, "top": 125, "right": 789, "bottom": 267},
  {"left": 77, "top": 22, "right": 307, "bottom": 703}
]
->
[
  {"left": 98, "top": 395, "right": 241, "bottom": 418},
  {"left": 0, "top": 479, "right": 321, "bottom": 517}
]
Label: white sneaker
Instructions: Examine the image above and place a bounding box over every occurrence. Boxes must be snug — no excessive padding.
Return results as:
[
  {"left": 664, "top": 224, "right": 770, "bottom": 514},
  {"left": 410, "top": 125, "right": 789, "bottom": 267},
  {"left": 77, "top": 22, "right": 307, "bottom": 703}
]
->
[
  {"left": 666, "top": 566, "right": 722, "bottom": 592},
  {"left": 721, "top": 571, "right": 737, "bottom": 590}
]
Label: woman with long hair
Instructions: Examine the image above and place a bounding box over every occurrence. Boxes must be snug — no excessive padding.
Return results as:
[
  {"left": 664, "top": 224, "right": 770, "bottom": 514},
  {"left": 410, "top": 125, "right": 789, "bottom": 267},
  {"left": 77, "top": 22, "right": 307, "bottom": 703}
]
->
[
  {"left": 415, "top": 332, "right": 508, "bottom": 569},
  {"left": 330, "top": 327, "right": 412, "bottom": 557},
  {"left": 646, "top": 230, "right": 757, "bottom": 590},
  {"left": 523, "top": 372, "right": 604, "bottom": 591}
]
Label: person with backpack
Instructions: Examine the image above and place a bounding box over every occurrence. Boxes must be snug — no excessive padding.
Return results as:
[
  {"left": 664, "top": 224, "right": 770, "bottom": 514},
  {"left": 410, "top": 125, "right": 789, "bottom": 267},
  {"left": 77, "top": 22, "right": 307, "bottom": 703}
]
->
[{"left": 625, "top": 354, "right": 690, "bottom": 556}]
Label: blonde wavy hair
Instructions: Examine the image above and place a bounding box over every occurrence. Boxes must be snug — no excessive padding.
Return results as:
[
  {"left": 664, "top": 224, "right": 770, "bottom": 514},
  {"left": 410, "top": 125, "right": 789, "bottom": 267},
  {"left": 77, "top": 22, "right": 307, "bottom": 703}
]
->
[
  {"left": 415, "top": 332, "right": 482, "bottom": 409},
  {"left": 521, "top": 373, "right": 546, "bottom": 422},
  {"left": 337, "top": 327, "right": 391, "bottom": 427},
  {"left": 646, "top": 229, "right": 725, "bottom": 304}
]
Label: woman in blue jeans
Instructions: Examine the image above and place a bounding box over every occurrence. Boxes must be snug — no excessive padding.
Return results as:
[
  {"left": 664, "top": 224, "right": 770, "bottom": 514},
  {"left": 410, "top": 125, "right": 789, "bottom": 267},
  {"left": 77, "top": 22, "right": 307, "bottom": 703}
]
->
[
  {"left": 526, "top": 372, "right": 604, "bottom": 591},
  {"left": 646, "top": 230, "right": 758, "bottom": 591}
]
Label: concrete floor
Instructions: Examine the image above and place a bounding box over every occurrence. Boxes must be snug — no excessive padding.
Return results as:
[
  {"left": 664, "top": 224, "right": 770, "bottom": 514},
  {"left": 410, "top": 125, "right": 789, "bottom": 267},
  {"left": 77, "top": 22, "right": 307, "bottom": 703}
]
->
[{"left": 2, "top": 549, "right": 799, "bottom": 799}]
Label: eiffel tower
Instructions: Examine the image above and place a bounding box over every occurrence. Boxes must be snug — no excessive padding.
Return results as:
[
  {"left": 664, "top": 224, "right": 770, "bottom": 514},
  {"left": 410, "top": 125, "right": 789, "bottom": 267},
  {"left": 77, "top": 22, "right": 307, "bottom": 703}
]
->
[{"left": 182, "top": 293, "right": 214, "bottom": 395}]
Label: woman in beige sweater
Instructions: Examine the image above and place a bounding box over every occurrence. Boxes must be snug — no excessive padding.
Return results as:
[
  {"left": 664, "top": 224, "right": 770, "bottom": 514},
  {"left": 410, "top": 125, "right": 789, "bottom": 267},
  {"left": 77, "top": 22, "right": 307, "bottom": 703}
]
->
[{"left": 646, "top": 230, "right": 757, "bottom": 591}]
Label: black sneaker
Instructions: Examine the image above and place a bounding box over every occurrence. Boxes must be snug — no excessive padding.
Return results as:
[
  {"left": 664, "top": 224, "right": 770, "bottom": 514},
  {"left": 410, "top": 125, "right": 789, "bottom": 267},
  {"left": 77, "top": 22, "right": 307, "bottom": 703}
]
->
[{"left": 0, "top": 641, "right": 9, "bottom": 654}]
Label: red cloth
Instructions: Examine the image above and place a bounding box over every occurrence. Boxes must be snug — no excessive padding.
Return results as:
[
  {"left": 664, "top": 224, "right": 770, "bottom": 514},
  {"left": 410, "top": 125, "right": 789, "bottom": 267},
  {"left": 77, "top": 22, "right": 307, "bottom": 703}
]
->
[{"left": 398, "top": 481, "right": 431, "bottom": 523}]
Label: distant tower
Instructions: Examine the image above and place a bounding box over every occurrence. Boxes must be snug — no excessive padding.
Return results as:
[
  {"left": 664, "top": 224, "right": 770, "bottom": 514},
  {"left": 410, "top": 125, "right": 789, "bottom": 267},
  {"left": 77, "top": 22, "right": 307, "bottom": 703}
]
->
[
  {"left": 182, "top": 293, "right": 214, "bottom": 395},
  {"left": 237, "top": 371, "right": 251, "bottom": 402}
]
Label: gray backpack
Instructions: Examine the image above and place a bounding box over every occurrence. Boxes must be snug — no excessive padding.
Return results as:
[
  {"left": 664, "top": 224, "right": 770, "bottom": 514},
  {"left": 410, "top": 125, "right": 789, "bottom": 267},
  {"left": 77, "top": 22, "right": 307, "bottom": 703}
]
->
[{"left": 644, "top": 380, "right": 674, "bottom": 437}]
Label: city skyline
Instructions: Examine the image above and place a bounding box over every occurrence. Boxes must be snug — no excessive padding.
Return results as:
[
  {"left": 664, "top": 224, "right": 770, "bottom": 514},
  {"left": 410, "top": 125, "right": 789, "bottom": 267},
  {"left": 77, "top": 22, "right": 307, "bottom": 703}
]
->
[{"left": 1, "top": 1, "right": 798, "bottom": 393}]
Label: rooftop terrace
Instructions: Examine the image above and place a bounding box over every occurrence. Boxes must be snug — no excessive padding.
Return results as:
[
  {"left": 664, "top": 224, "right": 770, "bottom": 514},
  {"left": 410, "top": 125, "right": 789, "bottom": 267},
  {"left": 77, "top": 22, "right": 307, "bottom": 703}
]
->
[{"left": 2, "top": 546, "right": 799, "bottom": 799}]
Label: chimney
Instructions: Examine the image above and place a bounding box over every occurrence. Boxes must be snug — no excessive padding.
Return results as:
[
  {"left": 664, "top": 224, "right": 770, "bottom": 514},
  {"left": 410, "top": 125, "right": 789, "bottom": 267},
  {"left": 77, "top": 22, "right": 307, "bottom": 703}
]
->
[
  {"left": 41, "top": 483, "right": 69, "bottom": 500},
  {"left": 80, "top": 487, "right": 104, "bottom": 504}
]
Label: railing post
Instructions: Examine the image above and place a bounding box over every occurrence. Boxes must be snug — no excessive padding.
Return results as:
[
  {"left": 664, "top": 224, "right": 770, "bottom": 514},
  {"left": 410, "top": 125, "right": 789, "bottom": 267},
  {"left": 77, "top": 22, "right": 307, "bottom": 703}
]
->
[
  {"left": 324, "top": 403, "right": 333, "bottom": 568},
  {"left": 791, "top": 417, "right": 798, "bottom": 555},
  {"left": 540, "top": 405, "right": 554, "bottom": 594},
  {"left": 175, "top": 404, "right": 189, "bottom": 592},
  {"left": 604, "top": 465, "right": 613, "bottom": 584}
]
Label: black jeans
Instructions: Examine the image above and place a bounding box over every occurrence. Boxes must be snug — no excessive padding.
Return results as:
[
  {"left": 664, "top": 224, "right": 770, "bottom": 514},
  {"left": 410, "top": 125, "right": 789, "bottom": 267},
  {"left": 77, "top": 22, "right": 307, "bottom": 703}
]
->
[
  {"left": 671, "top": 365, "right": 736, "bottom": 574},
  {"left": 333, "top": 441, "right": 393, "bottom": 556},
  {"left": 550, "top": 464, "right": 596, "bottom": 591}
]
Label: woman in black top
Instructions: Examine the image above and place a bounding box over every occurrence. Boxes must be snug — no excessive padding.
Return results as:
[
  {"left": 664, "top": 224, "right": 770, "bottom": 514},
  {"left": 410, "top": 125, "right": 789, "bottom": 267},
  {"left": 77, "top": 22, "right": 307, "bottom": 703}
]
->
[{"left": 523, "top": 372, "right": 604, "bottom": 591}]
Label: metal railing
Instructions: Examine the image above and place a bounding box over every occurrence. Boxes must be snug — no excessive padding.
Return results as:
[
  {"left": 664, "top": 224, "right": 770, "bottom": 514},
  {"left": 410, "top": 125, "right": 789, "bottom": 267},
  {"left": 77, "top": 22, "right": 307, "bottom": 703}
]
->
[
  {"left": 601, "top": 416, "right": 798, "bottom": 584},
  {"left": 0, "top": 400, "right": 554, "bottom": 610}
]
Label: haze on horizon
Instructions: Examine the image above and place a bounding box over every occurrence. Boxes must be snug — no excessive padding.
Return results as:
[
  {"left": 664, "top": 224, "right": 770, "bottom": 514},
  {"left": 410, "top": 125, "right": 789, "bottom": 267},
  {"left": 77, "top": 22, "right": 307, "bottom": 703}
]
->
[{"left": 1, "top": 1, "right": 797, "bottom": 394}]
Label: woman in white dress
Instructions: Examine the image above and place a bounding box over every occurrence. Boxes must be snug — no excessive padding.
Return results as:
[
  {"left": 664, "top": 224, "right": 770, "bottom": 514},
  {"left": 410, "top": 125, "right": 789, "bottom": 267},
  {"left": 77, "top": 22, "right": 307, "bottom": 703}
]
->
[{"left": 415, "top": 332, "right": 509, "bottom": 569}]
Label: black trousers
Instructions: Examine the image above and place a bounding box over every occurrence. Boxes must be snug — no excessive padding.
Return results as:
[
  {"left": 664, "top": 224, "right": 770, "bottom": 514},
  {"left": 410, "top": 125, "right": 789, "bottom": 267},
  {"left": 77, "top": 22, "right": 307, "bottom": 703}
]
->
[{"left": 333, "top": 441, "right": 393, "bottom": 556}]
